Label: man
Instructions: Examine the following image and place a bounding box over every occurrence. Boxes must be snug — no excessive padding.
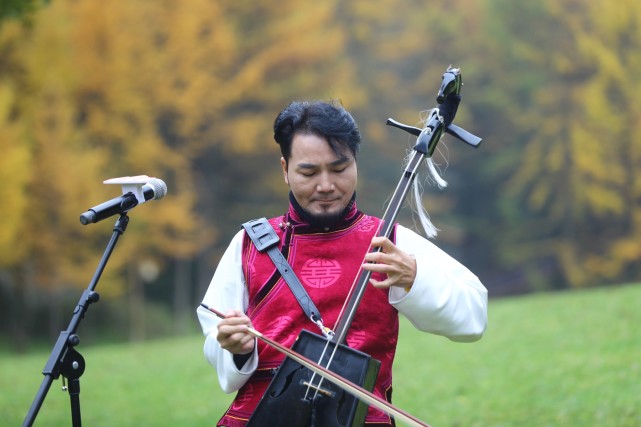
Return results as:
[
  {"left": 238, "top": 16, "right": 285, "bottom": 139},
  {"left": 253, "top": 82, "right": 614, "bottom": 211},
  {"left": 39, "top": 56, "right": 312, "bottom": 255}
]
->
[{"left": 197, "top": 100, "right": 488, "bottom": 427}]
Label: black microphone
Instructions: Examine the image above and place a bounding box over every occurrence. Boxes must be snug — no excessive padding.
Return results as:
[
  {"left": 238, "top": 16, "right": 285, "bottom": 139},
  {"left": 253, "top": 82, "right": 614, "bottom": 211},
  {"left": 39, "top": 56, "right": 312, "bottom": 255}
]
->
[{"left": 79, "top": 178, "right": 167, "bottom": 225}]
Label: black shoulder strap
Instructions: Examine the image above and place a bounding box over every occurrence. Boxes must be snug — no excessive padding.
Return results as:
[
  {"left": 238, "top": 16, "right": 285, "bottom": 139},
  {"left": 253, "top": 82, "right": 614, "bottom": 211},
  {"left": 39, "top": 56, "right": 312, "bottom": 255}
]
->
[{"left": 241, "top": 218, "right": 325, "bottom": 328}]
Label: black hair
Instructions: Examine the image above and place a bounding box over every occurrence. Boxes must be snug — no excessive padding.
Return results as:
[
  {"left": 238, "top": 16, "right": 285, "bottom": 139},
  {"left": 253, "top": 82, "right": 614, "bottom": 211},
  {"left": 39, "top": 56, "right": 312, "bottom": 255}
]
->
[{"left": 273, "top": 100, "right": 361, "bottom": 162}]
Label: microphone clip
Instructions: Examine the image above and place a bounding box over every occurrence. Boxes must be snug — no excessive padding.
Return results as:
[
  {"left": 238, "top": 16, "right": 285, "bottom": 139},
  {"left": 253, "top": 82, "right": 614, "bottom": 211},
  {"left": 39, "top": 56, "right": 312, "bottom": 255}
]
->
[{"left": 103, "top": 175, "right": 152, "bottom": 204}]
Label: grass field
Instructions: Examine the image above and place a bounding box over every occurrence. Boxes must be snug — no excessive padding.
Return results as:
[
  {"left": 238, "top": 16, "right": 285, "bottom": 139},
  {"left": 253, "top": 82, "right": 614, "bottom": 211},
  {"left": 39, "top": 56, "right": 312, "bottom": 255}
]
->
[{"left": 2, "top": 284, "right": 639, "bottom": 426}]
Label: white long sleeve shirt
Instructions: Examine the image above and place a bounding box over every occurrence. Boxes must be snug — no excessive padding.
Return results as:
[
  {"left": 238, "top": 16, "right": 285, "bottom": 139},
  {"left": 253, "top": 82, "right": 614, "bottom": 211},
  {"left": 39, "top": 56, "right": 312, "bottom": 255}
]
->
[{"left": 197, "top": 224, "right": 488, "bottom": 393}]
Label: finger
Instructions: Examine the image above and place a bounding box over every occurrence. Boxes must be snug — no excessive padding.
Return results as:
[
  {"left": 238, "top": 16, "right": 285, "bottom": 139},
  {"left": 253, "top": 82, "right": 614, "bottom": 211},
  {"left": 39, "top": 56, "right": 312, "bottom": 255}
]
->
[
  {"left": 369, "top": 236, "right": 385, "bottom": 247},
  {"left": 218, "top": 326, "right": 248, "bottom": 345},
  {"left": 370, "top": 236, "right": 397, "bottom": 252},
  {"left": 368, "top": 277, "right": 391, "bottom": 289},
  {"left": 225, "top": 330, "right": 252, "bottom": 345},
  {"left": 224, "top": 309, "right": 247, "bottom": 319},
  {"left": 219, "top": 328, "right": 253, "bottom": 350},
  {"left": 363, "top": 251, "right": 395, "bottom": 264},
  {"left": 220, "top": 315, "right": 251, "bottom": 328},
  {"left": 238, "top": 332, "right": 256, "bottom": 348},
  {"left": 219, "top": 321, "right": 251, "bottom": 335},
  {"left": 361, "top": 262, "right": 390, "bottom": 274},
  {"left": 231, "top": 334, "right": 256, "bottom": 354}
]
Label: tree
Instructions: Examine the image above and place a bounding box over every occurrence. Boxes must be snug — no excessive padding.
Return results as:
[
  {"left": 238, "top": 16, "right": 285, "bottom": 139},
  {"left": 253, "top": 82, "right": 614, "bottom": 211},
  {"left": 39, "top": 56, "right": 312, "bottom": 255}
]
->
[
  {"left": 488, "top": 0, "right": 641, "bottom": 288},
  {"left": 0, "top": 0, "right": 216, "bottom": 344},
  {"left": 0, "top": 0, "right": 361, "bottom": 343}
]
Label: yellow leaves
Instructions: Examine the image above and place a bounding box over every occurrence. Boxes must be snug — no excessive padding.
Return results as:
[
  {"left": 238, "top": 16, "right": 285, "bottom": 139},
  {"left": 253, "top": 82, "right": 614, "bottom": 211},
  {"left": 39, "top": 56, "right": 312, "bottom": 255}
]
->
[
  {"left": 556, "top": 241, "right": 591, "bottom": 288},
  {"left": 0, "top": 84, "right": 31, "bottom": 265},
  {"left": 581, "top": 236, "right": 641, "bottom": 281},
  {"left": 569, "top": 127, "right": 625, "bottom": 185},
  {"left": 219, "top": 113, "right": 273, "bottom": 153},
  {"left": 552, "top": 53, "right": 574, "bottom": 75},
  {"left": 611, "top": 239, "right": 641, "bottom": 264},
  {"left": 585, "top": 0, "right": 638, "bottom": 43},
  {"left": 267, "top": 0, "right": 338, "bottom": 38},
  {"left": 582, "top": 185, "right": 625, "bottom": 215},
  {"left": 528, "top": 181, "right": 551, "bottom": 212}
]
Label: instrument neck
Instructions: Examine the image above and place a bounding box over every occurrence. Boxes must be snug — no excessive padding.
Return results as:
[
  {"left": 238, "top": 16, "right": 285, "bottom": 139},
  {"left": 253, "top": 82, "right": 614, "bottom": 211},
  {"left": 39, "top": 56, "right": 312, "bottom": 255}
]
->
[{"left": 333, "top": 150, "right": 426, "bottom": 343}]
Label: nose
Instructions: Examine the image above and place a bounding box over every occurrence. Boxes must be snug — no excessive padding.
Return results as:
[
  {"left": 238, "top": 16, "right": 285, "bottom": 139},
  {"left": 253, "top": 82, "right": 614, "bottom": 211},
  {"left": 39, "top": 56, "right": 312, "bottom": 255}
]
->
[{"left": 316, "top": 172, "right": 335, "bottom": 193}]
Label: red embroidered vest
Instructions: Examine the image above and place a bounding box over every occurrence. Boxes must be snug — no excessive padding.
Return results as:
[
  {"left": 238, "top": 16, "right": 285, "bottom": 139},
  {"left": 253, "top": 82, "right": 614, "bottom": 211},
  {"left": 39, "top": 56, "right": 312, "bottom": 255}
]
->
[{"left": 217, "top": 203, "right": 399, "bottom": 427}]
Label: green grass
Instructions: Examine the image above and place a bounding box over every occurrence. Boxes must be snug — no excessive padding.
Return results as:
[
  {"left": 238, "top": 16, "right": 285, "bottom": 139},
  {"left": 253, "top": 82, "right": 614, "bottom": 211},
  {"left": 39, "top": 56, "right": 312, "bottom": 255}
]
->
[
  {"left": 395, "top": 284, "right": 640, "bottom": 426},
  {"left": 2, "top": 284, "right": 640, "bottom": 426}
]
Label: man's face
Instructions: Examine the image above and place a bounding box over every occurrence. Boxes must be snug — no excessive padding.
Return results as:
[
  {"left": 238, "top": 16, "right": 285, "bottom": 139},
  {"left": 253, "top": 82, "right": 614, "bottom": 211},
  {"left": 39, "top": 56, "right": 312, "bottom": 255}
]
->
[{"left": 281, "top": 133, "right": 357, "bottom": 224}]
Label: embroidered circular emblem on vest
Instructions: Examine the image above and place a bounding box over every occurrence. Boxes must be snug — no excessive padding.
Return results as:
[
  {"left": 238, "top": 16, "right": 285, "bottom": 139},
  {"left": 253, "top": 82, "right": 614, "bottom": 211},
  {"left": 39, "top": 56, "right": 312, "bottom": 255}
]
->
[{"left": 300, "top": 258, "right": 341, "bottom": 288}]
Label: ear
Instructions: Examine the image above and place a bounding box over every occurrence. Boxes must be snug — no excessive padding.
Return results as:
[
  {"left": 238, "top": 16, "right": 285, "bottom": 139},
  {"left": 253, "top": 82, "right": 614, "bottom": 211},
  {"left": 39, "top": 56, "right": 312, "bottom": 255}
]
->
[{"left": 281, "top": 157, "right": 289, "bottom": 185}]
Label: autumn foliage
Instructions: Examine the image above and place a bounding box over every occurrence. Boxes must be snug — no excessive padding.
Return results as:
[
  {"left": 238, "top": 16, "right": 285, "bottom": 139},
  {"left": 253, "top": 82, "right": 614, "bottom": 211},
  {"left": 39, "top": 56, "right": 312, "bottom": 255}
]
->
[{"left": 1, "top": 0, "right": 640, "bottom": 344}]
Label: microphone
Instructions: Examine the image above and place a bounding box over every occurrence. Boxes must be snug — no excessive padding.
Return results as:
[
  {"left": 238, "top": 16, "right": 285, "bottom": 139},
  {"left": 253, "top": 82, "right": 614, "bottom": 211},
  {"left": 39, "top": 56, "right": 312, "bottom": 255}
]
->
[{"left": 79, "top": 176, "right": 167, "bottom": 225}]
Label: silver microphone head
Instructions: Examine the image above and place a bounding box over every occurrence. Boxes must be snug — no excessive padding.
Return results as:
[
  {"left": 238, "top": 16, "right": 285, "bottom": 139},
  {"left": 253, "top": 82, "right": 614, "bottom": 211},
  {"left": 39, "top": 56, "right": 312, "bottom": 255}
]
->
[{"left": 147, "top": 178, "right": 168, "bottom": 200}]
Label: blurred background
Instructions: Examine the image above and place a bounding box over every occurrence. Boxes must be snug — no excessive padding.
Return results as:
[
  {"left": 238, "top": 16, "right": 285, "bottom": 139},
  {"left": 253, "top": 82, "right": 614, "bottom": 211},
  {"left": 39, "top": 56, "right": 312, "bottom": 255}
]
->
[{"left": 1, "top": 0, "right": 639, "bottom": 351}]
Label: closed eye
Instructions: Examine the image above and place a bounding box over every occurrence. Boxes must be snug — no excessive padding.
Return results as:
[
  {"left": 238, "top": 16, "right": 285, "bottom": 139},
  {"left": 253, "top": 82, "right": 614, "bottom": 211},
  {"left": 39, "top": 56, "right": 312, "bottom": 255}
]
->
[{"left": 296, "top": 166, "right": 318, "bottom": 177}]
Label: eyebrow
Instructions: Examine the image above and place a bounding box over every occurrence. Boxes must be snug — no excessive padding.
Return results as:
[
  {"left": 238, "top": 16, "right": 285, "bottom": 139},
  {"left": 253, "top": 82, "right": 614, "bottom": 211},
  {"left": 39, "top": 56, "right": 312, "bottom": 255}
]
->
[{"left": 296, "top": 156, "right": 353, "bottom": 170}]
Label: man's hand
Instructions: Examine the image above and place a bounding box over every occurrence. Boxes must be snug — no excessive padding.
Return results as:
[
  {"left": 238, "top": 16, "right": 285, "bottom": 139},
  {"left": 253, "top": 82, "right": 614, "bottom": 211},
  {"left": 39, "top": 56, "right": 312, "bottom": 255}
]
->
[
  {"left": 362, "top": 236, "right": 417, "bottom": 290},
  {"left": 216, "top": 310, "right": 256, "bottom": 355}
]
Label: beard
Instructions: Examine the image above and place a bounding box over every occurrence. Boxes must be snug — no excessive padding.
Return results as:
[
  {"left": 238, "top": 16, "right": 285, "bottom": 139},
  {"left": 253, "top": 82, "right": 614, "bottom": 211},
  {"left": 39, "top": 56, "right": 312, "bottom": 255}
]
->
[
  {"left": 289, "top": 192, "right": 356, "bottom": 229},
  {"left": 303, "top": 209, "right": 345, "bottom": 228}
]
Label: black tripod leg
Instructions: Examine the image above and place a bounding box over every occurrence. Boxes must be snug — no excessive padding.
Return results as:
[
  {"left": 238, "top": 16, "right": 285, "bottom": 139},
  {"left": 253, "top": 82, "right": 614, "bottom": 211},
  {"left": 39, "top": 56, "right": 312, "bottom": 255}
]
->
[
  {"left": 61, "top": 345, "right": 86, "bottom": 426},
  {"left": 68, "top": 378, "right": 82, "bottom": 427}
]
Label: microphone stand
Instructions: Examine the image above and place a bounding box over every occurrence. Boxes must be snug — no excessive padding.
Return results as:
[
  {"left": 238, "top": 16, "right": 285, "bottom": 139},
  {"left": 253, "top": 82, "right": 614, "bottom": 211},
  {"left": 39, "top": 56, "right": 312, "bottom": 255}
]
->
[{"left": 22, "top": 213, "right": 130, "bottom": 427}]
